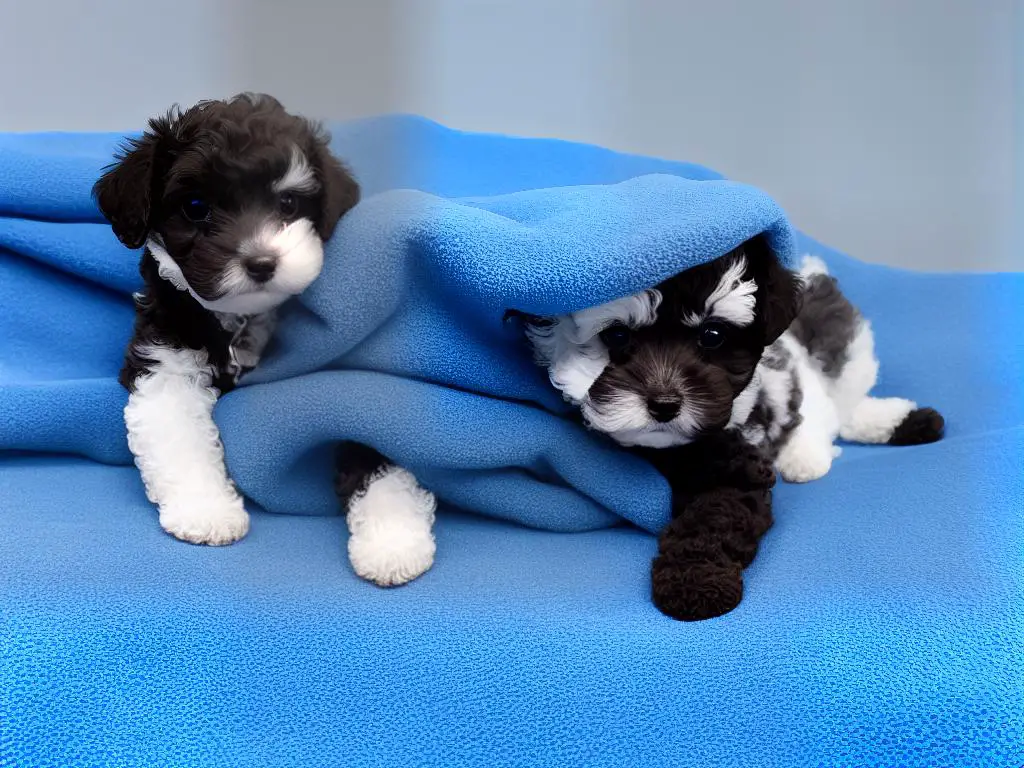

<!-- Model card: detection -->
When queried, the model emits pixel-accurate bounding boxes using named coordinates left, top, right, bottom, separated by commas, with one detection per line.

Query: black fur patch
left=334, top=442, right=393, bottom=505
left=639, top=430, right=776, bottom=621
left=889, top=407, right=945, bottom=446
left=788, top=273, right=860, bottom=377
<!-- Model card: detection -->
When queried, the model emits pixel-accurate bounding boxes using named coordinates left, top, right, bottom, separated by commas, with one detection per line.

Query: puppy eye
left=182, top=198, right=210, bottom=223
left=600, top=323, right=632, bottom=350
left=278, top=192, right=299, bottom=218
left=699, top=322, right=728, bottom=350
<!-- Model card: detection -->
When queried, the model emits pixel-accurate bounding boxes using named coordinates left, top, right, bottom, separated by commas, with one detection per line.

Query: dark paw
left=889, top=407, right=945, bottom=446
left=651, top=556, right=743, bottom=621
left=664, top=489, right=774, bottom=566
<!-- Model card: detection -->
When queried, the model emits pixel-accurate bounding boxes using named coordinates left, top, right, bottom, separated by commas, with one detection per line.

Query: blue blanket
left=2, top=117, right=1023, bottom=768
left=0, top=115, right=797, bottom=534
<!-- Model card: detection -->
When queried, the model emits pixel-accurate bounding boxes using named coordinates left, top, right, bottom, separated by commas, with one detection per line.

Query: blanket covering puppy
left=216, top=167, right=799, bottom=540
left=211, top=127, right=798, bottom=586
left=520, top=237, right=944, bottom=618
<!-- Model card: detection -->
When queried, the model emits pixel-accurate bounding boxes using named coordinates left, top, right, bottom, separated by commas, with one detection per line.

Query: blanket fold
left=0, top=116, right=796, bottom=534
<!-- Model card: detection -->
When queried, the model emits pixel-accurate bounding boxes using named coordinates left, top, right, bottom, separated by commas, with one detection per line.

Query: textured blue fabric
left=216, top=129, right=797, bottom=533
left=0, top=116, right=797, bottom=535
left=2, top=118, right=1023, bottom=767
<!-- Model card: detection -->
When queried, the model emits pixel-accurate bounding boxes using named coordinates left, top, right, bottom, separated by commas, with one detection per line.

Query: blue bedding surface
left=1, top=116, right=1023, bottom=767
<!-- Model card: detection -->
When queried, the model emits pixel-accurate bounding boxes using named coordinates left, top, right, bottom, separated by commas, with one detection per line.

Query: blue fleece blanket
left=2, top=117, right=1023, bottom=768
left=0, top=115, right=797, bottom=535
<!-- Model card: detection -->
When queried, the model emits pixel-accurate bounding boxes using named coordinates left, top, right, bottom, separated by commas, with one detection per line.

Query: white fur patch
left=527, top=289, right=661, bottom=404
left=569, top=289, right=662, bottom=340
left=581, top=391, right=650, bottom=434
left=237, top=217, right=324, bottom=296
left=148, top=239, right=193, bottom=294
left=548, top=344, right=610, bottom=405
left=826, top=319, right=880, bottom=425
left=125, top=344, right=249, bottom=545
left=769, top=320, right=910, bottom=483
left=272, top=145, right=320, bottom=194
left=728, top=370, right=762, bottom=429
left=581, top=387, right=705, bottom=448
left=148, top=215, right=323, bottom=316
left=683, top=256, right=758, bottom=327
left=775, top=338, right=841, bottom=483
left=799, top=254, right=830, bottom=278
left=839, top=397, right=916, bottom=444
left=346, top=465, right=437, bottom=587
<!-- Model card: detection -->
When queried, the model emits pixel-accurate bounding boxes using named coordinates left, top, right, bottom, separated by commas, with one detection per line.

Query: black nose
left=244, top=255, right=277, bottom=283
left=647, top=396, right=681, bottom=423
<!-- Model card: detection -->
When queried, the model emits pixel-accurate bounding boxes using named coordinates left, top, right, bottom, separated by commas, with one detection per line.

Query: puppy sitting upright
left=522, top=236, right=943, bottom=619
left=93, top=94, right=359, bottom=547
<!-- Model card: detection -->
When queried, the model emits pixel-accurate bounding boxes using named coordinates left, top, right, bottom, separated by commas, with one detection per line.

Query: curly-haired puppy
left=521, top=236, right=943, bottom=619
left=94, top=94, right=437, bottom=588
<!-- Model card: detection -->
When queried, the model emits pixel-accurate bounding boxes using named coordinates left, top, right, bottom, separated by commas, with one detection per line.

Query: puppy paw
left=159, top=496, right=250, bottom=546
left=347, top=467, right=437, bottom=587
left=776, top=437, right=833, bottom=484
left=651, top=556, right=743, bottom=621
left=888, top=407, right=945, bottom=446
left=349, top=526, right=436, bottom=587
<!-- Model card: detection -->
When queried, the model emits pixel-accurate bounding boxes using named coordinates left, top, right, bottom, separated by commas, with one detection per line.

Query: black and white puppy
left=524, top=237, right=944, bottom=479
left=520, top=237, right=943, bottom=620
left=94, top=94, right=437, bottom=587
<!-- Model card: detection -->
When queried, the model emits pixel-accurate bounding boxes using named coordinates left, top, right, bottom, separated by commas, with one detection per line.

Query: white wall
left=1, top=0, right=1017, bottom=271
left=0, top=0, right=403, bottom=131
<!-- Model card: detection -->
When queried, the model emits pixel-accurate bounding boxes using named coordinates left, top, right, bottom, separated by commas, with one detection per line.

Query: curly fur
left=638, top=431, right=776, bottom=620
left=519, top=237, right=945, bottom=621
left=92, top=95, right=435, bottom=588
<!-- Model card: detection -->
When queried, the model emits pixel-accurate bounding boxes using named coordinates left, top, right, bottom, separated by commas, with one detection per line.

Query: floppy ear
left=748, top=236, right=802, bottom=345
left=92, top=115, right=175, bottom=249
left=310, top=129, right=361, bottom=240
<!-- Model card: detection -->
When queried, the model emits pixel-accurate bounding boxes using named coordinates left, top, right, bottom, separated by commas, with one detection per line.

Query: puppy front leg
left=124, top=345, right=249, bottom=545
left=651, top=487, right=774, bottom=621
left=645, top=437, right=776, bottom=621
left=335, top=442, right=437, bottom=587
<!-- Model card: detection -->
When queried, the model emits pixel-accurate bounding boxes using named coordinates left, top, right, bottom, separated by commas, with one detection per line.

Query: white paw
left=347, top=467, right=437, bottom=587
left=159, top=496, right=250, bottom=546
left=776, top=439, right=834, bottom=484
left=349, top=525, right=436, bottom=587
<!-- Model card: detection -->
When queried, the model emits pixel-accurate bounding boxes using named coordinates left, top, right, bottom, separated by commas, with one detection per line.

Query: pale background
left=0, top=0, right=1018, bottom=271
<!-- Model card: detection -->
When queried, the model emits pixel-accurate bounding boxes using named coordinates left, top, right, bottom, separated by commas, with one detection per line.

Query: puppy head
left=525, top=237, right=801, bottom=448
left=93, top=93, right=360, bottom=315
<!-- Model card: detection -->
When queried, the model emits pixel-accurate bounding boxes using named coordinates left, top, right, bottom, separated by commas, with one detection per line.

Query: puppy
left=521, top=236, right=943, bottom=618
left=94, top=94, right=437, bottom=587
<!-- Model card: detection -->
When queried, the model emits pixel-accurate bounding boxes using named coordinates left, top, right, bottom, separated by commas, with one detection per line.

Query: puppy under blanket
left=0, top=115, right=794, bottom=536
left=217, top=122, right=797, bottom=535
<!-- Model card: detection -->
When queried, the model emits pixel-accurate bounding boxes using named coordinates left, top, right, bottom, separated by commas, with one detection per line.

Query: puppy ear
left=310, top=128, right=360, bottom=240
left=748, top=237, right=802, bottom=345
left=93, top=115, right=175, bottom=249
